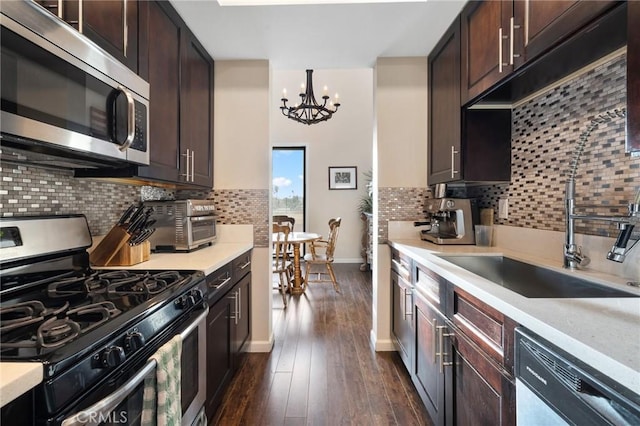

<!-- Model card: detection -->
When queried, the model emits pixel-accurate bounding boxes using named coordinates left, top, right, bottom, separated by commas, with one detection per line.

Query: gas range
left=0, top=215, right=207, bottom=425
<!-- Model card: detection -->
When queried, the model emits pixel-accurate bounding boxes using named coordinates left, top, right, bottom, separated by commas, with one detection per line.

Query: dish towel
left=141, top=335, right=182, bottom=426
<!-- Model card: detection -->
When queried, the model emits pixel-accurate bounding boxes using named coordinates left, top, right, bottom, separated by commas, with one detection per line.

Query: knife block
left=90, top=226, right=131, bottom=266
left=105, top=240, right=151, bottom=266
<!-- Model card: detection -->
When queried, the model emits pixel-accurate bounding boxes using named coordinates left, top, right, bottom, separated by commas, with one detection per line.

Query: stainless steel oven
left=0, top=1, right=149, bottom=168
left=0, top=216, right=209, bottom=426
left=60, top=308, right=208, bottom=426
left=145, top=200, right=217, bottom=252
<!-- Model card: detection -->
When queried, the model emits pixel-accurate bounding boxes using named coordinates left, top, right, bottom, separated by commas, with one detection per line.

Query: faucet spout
left=607, top=200, right=640, bottom=262
left=563, top=107, right=630, bottom=269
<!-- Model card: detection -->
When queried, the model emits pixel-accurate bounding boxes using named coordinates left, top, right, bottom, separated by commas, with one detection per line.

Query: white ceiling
left=169, top=0, right=466, bottom=70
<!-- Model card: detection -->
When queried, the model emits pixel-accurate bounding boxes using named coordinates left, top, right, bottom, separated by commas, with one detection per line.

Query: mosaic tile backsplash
left=0, top=163, right=268, bottom=246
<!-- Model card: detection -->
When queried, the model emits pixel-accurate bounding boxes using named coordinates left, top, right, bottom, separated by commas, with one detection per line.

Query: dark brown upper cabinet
left=180, top=34, right=215, bottom=187
left=138, top=1, right=214, bottom=188
left=514, top=0, right=618, bottom=66
left=428, top=16, right=511, bottom=185
left=461, top=1, right=515, bottom=105
left=36, top=0, right=141, bottom=73
left=462, top=0, right=623, bottom=106
left=428, top=17, right=462, bottom=184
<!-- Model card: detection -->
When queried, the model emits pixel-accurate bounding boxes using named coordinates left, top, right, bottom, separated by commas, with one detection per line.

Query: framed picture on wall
left=328, top=166, right=357, bottom=190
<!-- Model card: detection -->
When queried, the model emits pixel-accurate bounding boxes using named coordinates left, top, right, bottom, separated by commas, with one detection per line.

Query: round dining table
left=272, top=231, right=321, bottom=295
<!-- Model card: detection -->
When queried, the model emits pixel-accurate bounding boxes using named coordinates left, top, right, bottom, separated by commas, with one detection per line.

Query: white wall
left=271, top=69, right=374, bottom=262
left=215, top=60, right=273, bottom=351
left=372, top=57, right=429, bottom=350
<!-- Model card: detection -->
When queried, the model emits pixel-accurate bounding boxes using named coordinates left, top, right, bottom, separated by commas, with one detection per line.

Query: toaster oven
left=145, top=200, right=217, bottom=252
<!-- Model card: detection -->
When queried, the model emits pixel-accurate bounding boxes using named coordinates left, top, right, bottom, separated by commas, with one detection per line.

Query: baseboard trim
left=370, top=329, right=395, bottom=352
left=244, top=336, right=274, bottom=353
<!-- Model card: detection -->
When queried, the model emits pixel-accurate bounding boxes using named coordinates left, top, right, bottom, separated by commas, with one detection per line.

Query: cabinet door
left=180, top=33, right=214, bottom=187
left=206, top=296, right=233, bottom=420
left=232, top=273, right=251, bottom=357
left=391, top=270, right=413, bottom=370
left=82, top=0, right=139, bottom=72
left=414, top=289, right=446, bottom=426
left=515, top=0, right=618, bottom=64
left=36, top=1, right=139, bottom=72
left=428, top=16, right=461, bottom=185
left=450, top=330, right=516, bottom=426
left=140, top=1, right=182, bottom=183
left=628, top=1, right=640, bottom=154
left=461, top=0, right=513, bottom=105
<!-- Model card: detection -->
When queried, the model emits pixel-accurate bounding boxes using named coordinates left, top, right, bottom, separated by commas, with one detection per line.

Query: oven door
left=188, top=216, right=216, bottom=248
left=59, top=307, right=207, bottom=426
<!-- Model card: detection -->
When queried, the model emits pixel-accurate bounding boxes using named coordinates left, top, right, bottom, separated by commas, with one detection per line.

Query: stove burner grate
left=0, top=301, right=69, bottom=333
left=0, top=301, right=122, bottom=350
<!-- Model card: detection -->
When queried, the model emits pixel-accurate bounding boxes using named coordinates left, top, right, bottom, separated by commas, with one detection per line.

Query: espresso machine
left=417, top=184, right=479, bottom=244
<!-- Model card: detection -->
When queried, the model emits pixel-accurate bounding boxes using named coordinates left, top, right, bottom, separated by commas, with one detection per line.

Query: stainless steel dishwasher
left=515, top=327, right=640, bottom=425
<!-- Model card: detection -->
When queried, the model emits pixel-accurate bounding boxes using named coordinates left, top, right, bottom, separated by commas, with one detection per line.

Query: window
left=272, top=147, right=305, bottom=231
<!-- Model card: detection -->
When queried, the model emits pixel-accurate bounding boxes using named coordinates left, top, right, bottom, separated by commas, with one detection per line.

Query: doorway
left=272, top=147, right=305, bottom=232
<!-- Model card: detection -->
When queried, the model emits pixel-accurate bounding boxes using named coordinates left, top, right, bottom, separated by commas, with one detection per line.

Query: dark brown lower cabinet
left=450, top=329, right=516, bottom=426
left=206, top=251, right=252, bottom=419
left=401, top=254, right=516, bottom=426
left=205, top=293, right=233, bottom=420
left=414, top=288, right=446, bottom=425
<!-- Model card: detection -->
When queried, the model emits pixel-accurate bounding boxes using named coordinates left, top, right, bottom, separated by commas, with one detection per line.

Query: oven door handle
left=61, top=307, right=208, bottom=426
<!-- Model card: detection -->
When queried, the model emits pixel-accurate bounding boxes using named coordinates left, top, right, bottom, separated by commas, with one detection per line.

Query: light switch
left=498, top=198, right=509, bottom=219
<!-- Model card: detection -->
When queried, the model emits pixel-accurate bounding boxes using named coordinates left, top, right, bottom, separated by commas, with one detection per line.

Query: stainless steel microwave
left=0, top=1, right=149, bottom=168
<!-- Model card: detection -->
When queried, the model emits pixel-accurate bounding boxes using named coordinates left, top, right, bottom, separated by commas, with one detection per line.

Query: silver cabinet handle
left=182, top=149, right=191, bottom=181
left=498, top=27, right=503, bottom=73
left=450, top=145, right=459, bottom=179
left=498, top=26, right=509, bottom=72
left=191, top=149, right=195, bottom=181
left=437, top=325, right=454, bottom=373
left=238, top=287, right=242, bottom=321
left=78, top=0, right=83, bottom=33
left=123, top=0, right=128, bottom=56
left=432, top=318, right=438, bottom=363
left=57, top=0, right=63, bottom=18
left=238, top=260, right=251, bottom=270
left=229, top=291, right=239, bottom=325
left=403, top=288, right=413, bottom=320
left=509, top=17, right=520, bottom=65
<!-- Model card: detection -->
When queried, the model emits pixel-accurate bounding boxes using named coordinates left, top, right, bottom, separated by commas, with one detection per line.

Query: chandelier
left=280, top=69, right=340, bottom=125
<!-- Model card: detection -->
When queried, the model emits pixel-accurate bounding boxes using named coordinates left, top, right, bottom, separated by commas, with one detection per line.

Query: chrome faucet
left=564, top=108, right=640, bottom=269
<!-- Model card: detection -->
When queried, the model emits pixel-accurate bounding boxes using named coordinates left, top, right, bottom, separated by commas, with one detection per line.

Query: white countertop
left=388, top=238, right=640, bottom=396
left=0, top=363, right=42, bottom=407
left=0, top=238, right=253, bottom=408
left=95, top=241, right=254, bottom=276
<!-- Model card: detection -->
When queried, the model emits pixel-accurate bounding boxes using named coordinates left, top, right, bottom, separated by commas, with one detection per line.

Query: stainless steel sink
left=438, top=255, right=639, bottom=298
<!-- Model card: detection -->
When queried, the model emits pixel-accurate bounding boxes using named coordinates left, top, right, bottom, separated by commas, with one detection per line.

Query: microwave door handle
left=60, top=307, right=208, bottom=426
left=116, top=86, right=136, bottom=152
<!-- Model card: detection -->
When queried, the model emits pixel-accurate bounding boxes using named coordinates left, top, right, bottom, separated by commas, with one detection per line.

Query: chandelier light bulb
left=323, top=85, right=328, bottom=96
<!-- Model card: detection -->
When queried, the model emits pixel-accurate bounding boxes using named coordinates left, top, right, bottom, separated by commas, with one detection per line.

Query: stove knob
left=175, top=294, right=196, bottom=309
left=100, top=346, right=126, bottom=368
left=124, top=331, right=145, bottom=353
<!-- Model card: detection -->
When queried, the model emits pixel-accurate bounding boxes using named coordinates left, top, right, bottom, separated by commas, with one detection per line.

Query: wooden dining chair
left=273, top=215, right=295, bottom=231
left=273, top=223, right=293, bottom=307
left=273, top=215, right=296, bottom=257
left=303, top=217, right=341, bottom=292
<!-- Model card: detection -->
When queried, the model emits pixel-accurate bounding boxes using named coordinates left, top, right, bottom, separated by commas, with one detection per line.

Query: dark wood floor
left=211, top=264, right=432, bottom=426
